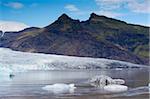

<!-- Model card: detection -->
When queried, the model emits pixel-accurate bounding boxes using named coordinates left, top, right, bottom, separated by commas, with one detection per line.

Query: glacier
left=0, top=48, right=147, bottom=75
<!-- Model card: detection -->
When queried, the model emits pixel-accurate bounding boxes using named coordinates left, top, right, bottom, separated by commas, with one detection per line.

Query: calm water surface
left=0, top=68, right=149, bottom=99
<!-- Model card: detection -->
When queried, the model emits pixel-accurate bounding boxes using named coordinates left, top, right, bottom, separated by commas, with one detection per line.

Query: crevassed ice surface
left=0, top=48, right=146, bottom=74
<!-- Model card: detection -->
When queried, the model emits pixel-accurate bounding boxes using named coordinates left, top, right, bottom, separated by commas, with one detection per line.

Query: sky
left=0, top=0, right=150, bottom=27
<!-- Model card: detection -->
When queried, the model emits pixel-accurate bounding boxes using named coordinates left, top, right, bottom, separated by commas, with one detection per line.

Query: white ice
left=104, top=84, right=128, bottom=93
left=89, top=75, right=125, bottom=87
left=42, top=83, right=76, bottom=94
left=0, top=48, right=145, bottom=75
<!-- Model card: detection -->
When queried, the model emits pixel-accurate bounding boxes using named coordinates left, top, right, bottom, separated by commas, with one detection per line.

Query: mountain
left=0, top=21, right=29, bottom=32
left=0, top=13, right=149, bottom=65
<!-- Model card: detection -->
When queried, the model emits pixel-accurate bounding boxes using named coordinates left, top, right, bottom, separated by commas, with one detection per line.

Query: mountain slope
left=0, top=13, right=149, bottom=65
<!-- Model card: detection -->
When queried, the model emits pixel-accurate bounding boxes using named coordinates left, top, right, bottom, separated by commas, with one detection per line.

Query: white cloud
left=0, top=20, right=29, bottom=32
left=65, top=4, right=79, bottom=12
left=95, top=0, right=127, bottom=10
left=5, top=2, right=24, bottom=9
left=95, top=0, right=150, bottom=14
left=128, top=0, right=150, bottom=13
left=96, top=0, right=125, bottom=2
left=94, top=10, right=124, bottom=18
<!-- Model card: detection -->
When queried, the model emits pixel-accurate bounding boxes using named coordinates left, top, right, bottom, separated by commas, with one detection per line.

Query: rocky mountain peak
left=89, top=13, right=106, bottom=20
left=57, top=13, right=73, bottom=22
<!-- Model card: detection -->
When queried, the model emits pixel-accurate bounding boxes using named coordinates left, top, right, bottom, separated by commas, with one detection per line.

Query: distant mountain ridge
left=0, top=13, right=149, bottom=65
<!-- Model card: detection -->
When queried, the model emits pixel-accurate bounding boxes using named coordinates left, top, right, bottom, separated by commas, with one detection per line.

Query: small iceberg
left=89, top=75, right=128, bottom=93
left=113, top=79, right=125, bottom=85
left=89, top=75, right=113, bottom=87
left=42, top=83, right=76, bottom=94
left=89, top=75, right=125, bottom=87
left=104, top=84, right=128, bottom=93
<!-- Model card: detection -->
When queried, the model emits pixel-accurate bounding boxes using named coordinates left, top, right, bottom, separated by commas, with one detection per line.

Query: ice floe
left=104, top=84, right=128, bottom=93
left=89, top=75, right=125, bottom=87
left=42, top=83, right=76, bottom=94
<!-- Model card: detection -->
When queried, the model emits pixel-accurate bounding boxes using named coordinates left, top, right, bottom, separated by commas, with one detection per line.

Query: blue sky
left=0, top=0, right=150, bottom=27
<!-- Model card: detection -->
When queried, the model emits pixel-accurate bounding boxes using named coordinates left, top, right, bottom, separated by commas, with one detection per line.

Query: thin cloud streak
left=95, top=0, right=150, bottom=14
left=94, top=10, right=124, bottom=18
left=5, top=2, right=24, bottom=9
left=65, top=4, right=79, bottom=12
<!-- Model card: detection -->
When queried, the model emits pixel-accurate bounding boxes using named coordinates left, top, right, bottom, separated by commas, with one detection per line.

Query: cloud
left=95, top=0, right=127, bottom=10
left=65, top=4, right=79, bottom=12
left=94, top=0, right=127, bottom=18
left=128, top=0, right=150, bottom=13
left=94, top=10, right=124, bottom=18
left=0, top=20, right=29, bottom=32
left=95, top=0, right=133, bottom=4
left=5, top=2, right=24, bottom=9
left=95, top=0, right=150, bottom=14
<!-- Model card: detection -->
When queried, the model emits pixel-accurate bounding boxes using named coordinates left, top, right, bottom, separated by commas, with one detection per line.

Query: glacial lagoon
left=0, top=68, right=149, bottom=99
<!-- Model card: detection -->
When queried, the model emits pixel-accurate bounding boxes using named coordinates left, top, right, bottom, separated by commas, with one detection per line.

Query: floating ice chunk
left=104, top=84, right=128, bottom=93
left=89, top=75, right=125, bottom=87
left=115, top=68, right=123, bottom=71
left=42, top=83, right=76, bottom=94
left=90, top=75, right=113, bottom=87
left=90, top=75, right=128, bottom=92
left=113, top=79, right=125, bottom=85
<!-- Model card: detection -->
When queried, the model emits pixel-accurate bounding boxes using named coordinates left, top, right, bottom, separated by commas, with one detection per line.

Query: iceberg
left=104, top=84, right=128, bottom=93
left=89, top=75, right=125, bottom=87
left=113, top=79, right=125, bottom=85
left=90, top=75, right=113, bottom=87
left=42, top=83, right=76, bottom=94
left=89, top=75, right=128, bottom=92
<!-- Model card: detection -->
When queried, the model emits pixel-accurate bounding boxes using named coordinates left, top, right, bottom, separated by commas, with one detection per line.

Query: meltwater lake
left=0, top=68, right=149, bottom=99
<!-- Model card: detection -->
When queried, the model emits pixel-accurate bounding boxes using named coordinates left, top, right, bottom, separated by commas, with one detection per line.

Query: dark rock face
left=0, top=31, right=3, bottom=37
left=0, top=13, right=149, bottom=65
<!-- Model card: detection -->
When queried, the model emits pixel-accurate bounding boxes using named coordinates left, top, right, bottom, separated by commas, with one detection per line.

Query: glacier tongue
left=0, top=48, right=145, bottom=74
